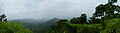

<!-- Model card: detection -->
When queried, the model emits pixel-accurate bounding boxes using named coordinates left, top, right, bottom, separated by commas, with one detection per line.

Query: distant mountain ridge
left=13, top=18, right=59, bottom=33
left=37, top=18, right=60, bottom=33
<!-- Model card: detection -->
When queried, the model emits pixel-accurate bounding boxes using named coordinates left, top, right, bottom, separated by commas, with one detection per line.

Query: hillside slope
left=49, top=18, right=120, bottom=33
left=14, top=18, right=59, bottom=33
left=0, top=21, right=32, bottom=33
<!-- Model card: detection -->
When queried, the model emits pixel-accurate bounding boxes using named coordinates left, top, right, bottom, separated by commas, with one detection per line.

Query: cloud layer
left=0, top=0, right=119, bottom=20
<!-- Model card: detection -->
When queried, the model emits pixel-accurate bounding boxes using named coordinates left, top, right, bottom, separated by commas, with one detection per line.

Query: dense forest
left=0, top=14, right=32, bottom=33
left=0, top=0, right=120, bottom=33
left=49, top=0, right=120, bottom=33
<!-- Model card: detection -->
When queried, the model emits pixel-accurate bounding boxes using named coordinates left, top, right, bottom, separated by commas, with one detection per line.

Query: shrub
left=0, top=21, right=32, bottom=33
left=103, top=18, right=120, bottom=33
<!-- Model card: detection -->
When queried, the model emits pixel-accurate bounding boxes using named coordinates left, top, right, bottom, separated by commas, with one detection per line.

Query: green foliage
left=108, top=0, right=117, bottom=3
left=49, top=22, right=74, bottom=33
left=0, top=14, right=7, bottom=21
left=113, top=13, right=120, bottom=18
left=94, top=0, right=120, bottom=20
left=68, top=22, right=102, bottom=33
left=49, top=0, right=120, bottom=33
left=80, top=14, right=87, bottom=23
left=49, top=18, right=120, bottom=33
left=49, top=19, right=102, bottom=33
left=0, top=21, right=32, bottom=33
left=89, top=17, right=102, bottom=23
left=70, top=18, right=80, bottom=24
left=103, top=18, right=120, bottom=33
left=70, top=13, right=87, bottom=24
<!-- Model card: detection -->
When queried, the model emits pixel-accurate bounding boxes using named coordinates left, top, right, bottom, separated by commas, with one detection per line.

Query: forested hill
left=14, top=18, right=59, bottom=33
left=49, top=0, right=120, bottom=33
left=49, top=18, right=120, bottom=33
left=0, top=0, right=120, bottom=33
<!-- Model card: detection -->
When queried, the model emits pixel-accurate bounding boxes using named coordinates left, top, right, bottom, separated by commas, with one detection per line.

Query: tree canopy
left=49, top=0, right=120, bottom=33
left=70, top=13, right=87, bottom=24
left=0, top=21, right=32, bottom=33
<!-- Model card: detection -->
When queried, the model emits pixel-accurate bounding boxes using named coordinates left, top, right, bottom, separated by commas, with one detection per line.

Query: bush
left=0, top=21, right=32, bottom=33
left=103, top=18, right=120, bottom=33
left=75, top=24, right=101, bottom=33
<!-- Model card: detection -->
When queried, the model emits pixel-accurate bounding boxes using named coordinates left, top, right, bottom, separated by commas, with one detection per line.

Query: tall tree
left=79, top=13, right=87, bottom=23
left=70, top=13, right=87, bottom=24
left=0, top=14, right=7, bottom=22
left=95, top=0, right=120, bottom=20
left=89, top=0, right=120, bottom=24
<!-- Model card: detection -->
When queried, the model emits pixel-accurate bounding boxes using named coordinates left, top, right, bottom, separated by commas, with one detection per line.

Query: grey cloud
left=0, top=0, right=119, bottom=20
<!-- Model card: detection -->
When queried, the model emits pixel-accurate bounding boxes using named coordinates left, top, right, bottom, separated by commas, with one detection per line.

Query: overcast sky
left=0, top=0, right=120, bottom=20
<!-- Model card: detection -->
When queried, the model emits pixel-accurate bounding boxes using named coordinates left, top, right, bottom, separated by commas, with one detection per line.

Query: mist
left=0, top=0, right=120, bottom=20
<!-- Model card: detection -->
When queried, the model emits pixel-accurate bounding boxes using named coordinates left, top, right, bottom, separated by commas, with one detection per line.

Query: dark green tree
left=0, top=14, right=7, bottom=22
left=108, top=0, right=117, bottom=3
left=49, top=19, right=75, bottom=33
left=89, top=13, right=102, bottom=23
left=70, top=17, right=80, bottom=24
left=94, top=0, right=120, bottom=21
left=70, top=13, right=87, bottom=24
left=79, top=13, right=87, bottom=24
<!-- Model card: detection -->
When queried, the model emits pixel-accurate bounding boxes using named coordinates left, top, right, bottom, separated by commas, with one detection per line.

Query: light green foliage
left=49, top=18, right=120, bottom=33
left=49, top=0, right=120, bottom=33
left=49, top=19, right=75, bottom=33
left=69, top=22, right=102, bottom=33
left=103, top=18, right=120, bottom=33
left=0, top=21, right=32, bottom=33
left=49, top=21, right=102, bottom=33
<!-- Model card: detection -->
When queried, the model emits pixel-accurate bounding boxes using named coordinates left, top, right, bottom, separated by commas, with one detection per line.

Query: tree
left=70, top=17, right=80, bottom=24
left=79, top=13, right=87, bottom=24
left=0, top=21, right=32, bottom=33
left=0, top=14, right=7, bottom=22
left=94, top=0, right=120, bottom=21
left=89, top=13, right=102, bottom=23
left=70, top=13, right=87, bottom=24
left=108, top=0, right=117, bottom=3
left=49, top=19, right=74, bottom=33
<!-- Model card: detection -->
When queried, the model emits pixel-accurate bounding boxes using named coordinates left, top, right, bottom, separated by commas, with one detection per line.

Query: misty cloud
left=0, top=0, right=120, bottom=20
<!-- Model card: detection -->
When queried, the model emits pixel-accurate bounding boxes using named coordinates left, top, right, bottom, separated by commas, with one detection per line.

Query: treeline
left=49, top=0, right=120, bottom=33
left=0, top=11, right=32, bottom=33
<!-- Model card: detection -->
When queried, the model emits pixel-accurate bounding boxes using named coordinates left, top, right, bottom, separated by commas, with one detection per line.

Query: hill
left=37, top=18, right=59, bottom=33
left=49, top=18, right=120, bottom=33
left=14, top=18, right=59, bottom=33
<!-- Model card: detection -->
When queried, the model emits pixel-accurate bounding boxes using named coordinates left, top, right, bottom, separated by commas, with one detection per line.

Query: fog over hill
left=14, top=18, right=59, bottom=33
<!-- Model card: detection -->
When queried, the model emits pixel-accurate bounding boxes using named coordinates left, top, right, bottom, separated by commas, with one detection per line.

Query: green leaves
left=108, top=0, right=117, bottom=3
left=70, top=13, right=87, bottom=24
left=0, top=21, right=32, bottom=33
left=49, top=0, right=120, bottom=33
left=0, top=14, right=7, bottom=22
left=103, top=18, right=120, bottom=33
left=95, top=0, right=120, bottom=19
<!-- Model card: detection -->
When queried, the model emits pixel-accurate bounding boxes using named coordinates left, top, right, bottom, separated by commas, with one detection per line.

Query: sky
left=0, top=0, right=120, bottom=20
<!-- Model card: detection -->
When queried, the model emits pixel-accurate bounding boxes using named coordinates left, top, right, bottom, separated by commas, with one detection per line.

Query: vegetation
left=0, top=21, right=32, bottom=33
left=103, top=18, right=120, bottom=33
left=49, top=0, right=120, bottom=33
left=0, top=14, right=7, bottom=21
left=70, top=13, right=87, bottom=24
left=0, top=0, right=120, bottom=33
left=0, top=12, right=32, bottom=33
